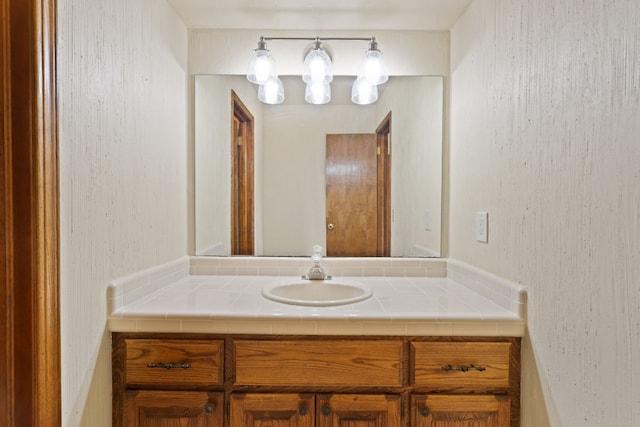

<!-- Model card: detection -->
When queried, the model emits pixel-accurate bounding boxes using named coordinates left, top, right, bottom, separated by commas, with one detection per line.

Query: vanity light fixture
left=258, top=76, right=285, bottom=104
left=305, top=80, right=332, bottom=105
left=246, top=36, right=388, bottom=105
left=351, top=75, right=378, bottom=105
left=302, top=38, right=333, bottom=84
left=359, top=38, right=389, bottom=85
left=246, top=36, right=277, bottom=85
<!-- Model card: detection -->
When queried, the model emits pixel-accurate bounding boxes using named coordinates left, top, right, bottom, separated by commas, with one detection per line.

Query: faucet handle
left=311, top=245, right=323, bottom=262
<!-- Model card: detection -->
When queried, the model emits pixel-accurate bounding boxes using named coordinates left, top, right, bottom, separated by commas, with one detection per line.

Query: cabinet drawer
left=411, top=342, right=511, bottom=390
left=234, top=340, right=403, bottom=387
left=125, top=339, right=223, bottom=387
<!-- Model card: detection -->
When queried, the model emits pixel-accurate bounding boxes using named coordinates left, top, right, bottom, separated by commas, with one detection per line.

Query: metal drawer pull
left=146, top=362, right=191, bottom=370
left=441, top=364, right=486, bottom=372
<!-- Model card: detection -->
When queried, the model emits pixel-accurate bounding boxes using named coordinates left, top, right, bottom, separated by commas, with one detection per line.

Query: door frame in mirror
left=230, top=90, right=255, bottom=255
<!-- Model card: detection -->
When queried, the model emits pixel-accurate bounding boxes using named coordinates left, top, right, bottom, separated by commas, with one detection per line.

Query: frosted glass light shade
left=359, top=48, right=388, bottom=85
left=258, top=77, right=284, bottom=104
left=247, top=49, right=277, bottom=84
left=305, top=81, right=331, bottom=105
left=302, top=48, right=333, bottom=84
left=351, top=76, right=378, bottom=105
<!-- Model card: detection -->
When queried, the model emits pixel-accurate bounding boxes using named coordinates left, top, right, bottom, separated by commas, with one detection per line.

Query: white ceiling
left=167, top=0, right=472, bottom=31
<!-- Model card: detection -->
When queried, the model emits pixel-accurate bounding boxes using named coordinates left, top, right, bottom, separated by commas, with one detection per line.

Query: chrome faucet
left=304, top=245, right=331, bottom=280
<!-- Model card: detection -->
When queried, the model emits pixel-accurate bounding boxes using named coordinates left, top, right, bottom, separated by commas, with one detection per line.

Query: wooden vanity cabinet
left=112, top=334, right=520, bottom=427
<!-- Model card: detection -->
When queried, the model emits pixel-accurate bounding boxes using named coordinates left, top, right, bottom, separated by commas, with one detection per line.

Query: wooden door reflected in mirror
left=231, top=91, right=254, bottom=255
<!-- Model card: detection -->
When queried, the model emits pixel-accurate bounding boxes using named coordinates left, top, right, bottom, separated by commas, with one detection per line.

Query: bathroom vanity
left=112, top=333, right=520, bottom=427
left=109, top=257, right=526, bottom=427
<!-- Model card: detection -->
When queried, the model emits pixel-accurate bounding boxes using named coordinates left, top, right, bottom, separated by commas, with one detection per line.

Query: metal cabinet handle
left=146, top=362, right=191, bottom=370
left=321, top=404, right=333, bottom=416
left=298, top=404, right=309, bottom=416
left=419, top=405, right=430, bottom=417
left=327, top=223, right=334, bottom=230
left=441, top=364, right=486, bottom=372
left=203, top=402, right=216, bottom=415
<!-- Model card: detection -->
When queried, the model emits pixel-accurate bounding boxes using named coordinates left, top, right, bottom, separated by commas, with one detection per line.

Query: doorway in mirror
left=231, top=91, right=255, bottom=255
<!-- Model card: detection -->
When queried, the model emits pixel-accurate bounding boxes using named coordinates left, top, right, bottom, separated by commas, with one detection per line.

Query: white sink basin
left=262, top=279, right=373, bottom=307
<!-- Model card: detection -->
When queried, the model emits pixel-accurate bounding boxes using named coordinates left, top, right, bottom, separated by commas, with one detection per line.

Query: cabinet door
left=411, top=395, right=510, bottom=427
left=317, top=394, right=401, bottom=427
left=124, top=390, right=223, bottom=427
left=230, top=393, right=314, bottom=427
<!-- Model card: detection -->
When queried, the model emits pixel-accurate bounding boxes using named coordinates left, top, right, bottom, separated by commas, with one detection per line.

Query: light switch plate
left=476, top=212, right=488, bottom=243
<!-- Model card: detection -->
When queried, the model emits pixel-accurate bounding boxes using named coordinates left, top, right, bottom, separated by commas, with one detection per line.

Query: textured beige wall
left=450, top=1, right=640, bottom=426
left=57, top=0, right=188, bottom=425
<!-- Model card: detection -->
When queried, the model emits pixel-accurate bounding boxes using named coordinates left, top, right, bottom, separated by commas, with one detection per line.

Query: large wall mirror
left=195, top=74, right=443, bottom=257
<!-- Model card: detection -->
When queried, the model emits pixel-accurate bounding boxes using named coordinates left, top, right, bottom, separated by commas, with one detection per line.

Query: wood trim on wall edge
left=1, top=0, right=61, bottom=425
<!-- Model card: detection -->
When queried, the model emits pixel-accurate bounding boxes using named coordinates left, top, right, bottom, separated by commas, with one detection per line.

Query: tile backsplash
left=189, top=256, right=448, bottom=278
left=446, top=259, right=527, bottom=319
left=108, top=256, right=190, bottom=313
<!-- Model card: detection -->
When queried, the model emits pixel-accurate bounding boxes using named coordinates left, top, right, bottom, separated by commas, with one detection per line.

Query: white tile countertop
left=108, top=258, right=526, bottom=337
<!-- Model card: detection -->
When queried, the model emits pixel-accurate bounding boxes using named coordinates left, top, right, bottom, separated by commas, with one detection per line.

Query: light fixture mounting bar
left=260, top=36, right=377, bottom=43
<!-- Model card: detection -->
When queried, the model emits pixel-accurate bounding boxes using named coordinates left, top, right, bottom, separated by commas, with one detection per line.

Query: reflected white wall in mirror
left=195, top=74, right=443, bottom=257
